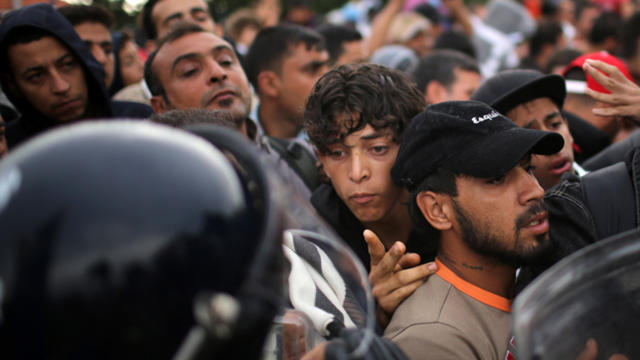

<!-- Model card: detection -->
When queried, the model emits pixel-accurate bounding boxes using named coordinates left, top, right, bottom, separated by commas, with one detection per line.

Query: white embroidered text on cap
left=471, top=110, right=500, bottom=124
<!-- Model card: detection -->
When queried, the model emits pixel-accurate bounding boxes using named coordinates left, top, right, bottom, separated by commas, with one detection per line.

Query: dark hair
left=144, top=23, right=206, bottom=97
left=588, top=11, right=621, bottom=45
left=619, top=11, right=640, bottom=59
left=150, top=109, right=238, bottom=129
left=244, top=24, right=325, bottom=91
left=413, top=3, right=441, bottom=26
left=408, top=167, right=458, bottom=239
left=224, top=8, right=262, bottom=41
left=434, top=30, right=476, bottom=59
left=529, top=21, right=564, bottom=57
left=58, top=4, right=114, bottom=29
left=141, top=0, right=161, bottom=40
left=1, top=27, right=57, bottom=82
left=317, top=24, right=363, bottom=65
left=411, top=49, right=479, bottom=94
left=118, top=30, right=133, bottom=52
left=304, top=63, right=425, bottom=154
left=544, top=47, right=583, bottom=73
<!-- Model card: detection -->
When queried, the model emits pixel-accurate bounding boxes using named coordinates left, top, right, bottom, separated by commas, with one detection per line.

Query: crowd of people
left=1, top=0, right=640, bottom=358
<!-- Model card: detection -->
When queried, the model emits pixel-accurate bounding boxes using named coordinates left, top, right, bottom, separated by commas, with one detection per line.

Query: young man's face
left=119, top=40, right=144, bottom=86
left=318, top=123, right=406, bottom=225
left=152, top=0, right=216, bottom=39
left=8, top=36, right=88, bottom=123
left=450, top=155, right=551, bottom=266
left=446, top=68, right=481, bottom=102
left=335, top=40, right=369, bottom=66
left=151, top=31, right=252, bottom=122
left=275, top=43, right=328, bottom=124
left=506, top=97, right=574, bottom=190
left=73, top=21, right=114, bottom=88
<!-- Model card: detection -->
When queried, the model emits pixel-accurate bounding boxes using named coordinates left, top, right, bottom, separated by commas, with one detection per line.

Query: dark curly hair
left=304, top=63, right=425, bottom=154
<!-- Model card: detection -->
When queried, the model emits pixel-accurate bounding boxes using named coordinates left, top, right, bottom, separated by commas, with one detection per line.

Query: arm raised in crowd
left=364, top=229, right=437, bottom=329
left=584, top=59, right=640, bottom=119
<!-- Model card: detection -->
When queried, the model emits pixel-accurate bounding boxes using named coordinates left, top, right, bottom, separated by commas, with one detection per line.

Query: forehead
left=8, top=35, right=71, bottom=69
left=507, top=97, right=558, bottom=124
left=73, top=22, right=111, bottom=40
left=283, top=42, right=327, bottom=63
left=155, top=32, right=231, bottom=68
left=152, top=0, right=209, bottom=24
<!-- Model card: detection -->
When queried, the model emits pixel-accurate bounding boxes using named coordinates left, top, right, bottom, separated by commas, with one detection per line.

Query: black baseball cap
left=470, top=69, right=566, bottom=114
left=391, top=100, right=564, bottom=190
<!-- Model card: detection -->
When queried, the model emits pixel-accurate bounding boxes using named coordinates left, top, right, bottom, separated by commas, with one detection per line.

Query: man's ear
left=145, top=40, right=157, bottom=55
left=316, top=151, right=331, bottom=180
left=416, top=191, right=453, bottom=231
left=214, top=23, right=224, bottom=37
left=256, top=71, right=280, bottom=98
left=150, top=95, right=170, bottom=114
left=2, top=74, right=22, bottom=100
left=425, top=81, right=447, bottom=105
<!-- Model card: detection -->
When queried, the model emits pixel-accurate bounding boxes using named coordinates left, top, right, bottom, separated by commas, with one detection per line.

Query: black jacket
left=517, top=148, right=640, bottom=290
left=311, top=183, right=436, bottom=272
left=0, top=4, right=152, bottom=149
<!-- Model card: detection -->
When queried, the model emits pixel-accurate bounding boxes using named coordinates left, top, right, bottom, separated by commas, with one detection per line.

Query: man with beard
left=384, top=100, right=563, bottom=359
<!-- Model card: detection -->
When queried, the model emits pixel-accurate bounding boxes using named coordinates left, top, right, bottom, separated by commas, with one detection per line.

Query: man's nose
left=518, top=168, right=545, bottom=204
left=348, top=153, right=369, bottom=183
left=206, top=59, right=228, bottom=83
left=50, top=70, right=70, bottom=94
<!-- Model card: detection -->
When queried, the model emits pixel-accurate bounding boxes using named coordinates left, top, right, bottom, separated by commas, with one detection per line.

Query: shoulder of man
left=264, top=135, right=320, bottom=191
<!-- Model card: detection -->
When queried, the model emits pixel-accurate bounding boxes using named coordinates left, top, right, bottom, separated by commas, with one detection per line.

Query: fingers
left=576, top=338, right=598, bottom=360
left=397, top=253, right=422, bottom=270
left=371, top=262, right=436, bottom=301
left=369, top=241, right=407, bottom=283
left=364, top=229, right=387, bottom=267
left=375, top=278, right=425, bottom=314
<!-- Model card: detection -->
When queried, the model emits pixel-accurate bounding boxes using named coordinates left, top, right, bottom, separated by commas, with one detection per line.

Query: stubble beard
left=452, top=199, right=552, bottom=268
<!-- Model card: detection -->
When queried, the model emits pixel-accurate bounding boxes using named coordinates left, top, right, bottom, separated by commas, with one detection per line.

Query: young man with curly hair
left=304, top=63, right=437, bottom=327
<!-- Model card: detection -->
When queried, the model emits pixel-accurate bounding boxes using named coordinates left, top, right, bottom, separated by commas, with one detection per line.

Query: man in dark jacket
left=304, top=63, right=437, bottom=327
left=0, top=4, right=152, bottom=149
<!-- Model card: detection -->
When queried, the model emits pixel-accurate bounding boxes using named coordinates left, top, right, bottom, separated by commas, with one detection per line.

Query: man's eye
left=486, top=175, right=506, bottom=185
left=218, top=56, right=234, bottom=66
left=550, top=121, right=562, bottom=129
left=26, top=72, right=43, bottom=82
left=370, top=145, right=388, bottom=155
left=179, top=67, right=199, bottom=78
left=328, top=149, right=345, bottom=159
left=102, top=45, right=113, bottom=56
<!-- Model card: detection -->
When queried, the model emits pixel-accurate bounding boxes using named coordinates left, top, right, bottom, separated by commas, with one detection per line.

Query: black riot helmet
left=0, top=121, right=284, bottom=359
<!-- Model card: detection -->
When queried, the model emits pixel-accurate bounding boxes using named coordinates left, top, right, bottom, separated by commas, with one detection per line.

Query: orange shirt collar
left=435, top=258, right=512, bottom=313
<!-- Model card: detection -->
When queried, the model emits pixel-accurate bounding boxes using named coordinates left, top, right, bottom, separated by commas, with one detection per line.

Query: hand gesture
left=364, top=229, right=437, bottom=328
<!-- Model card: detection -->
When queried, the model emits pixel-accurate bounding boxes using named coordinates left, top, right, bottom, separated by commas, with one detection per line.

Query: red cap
left=562, top=51, right=633, bottom=94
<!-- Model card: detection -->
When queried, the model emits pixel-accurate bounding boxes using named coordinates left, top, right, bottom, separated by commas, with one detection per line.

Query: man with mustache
left=145, top=23, right=316, bottom=198
left=384, top=100, right=563, bottom=359
left=145, top=24, right=253, bottom=135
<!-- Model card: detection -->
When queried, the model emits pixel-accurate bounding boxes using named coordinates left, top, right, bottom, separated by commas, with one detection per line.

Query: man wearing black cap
left=471, top=69, right=585, bottom=190
left=383, top=100, right=564, bottom=359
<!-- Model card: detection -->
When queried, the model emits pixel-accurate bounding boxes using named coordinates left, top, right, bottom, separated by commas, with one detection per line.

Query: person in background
left=411, top=49, right=481, bottom=105
left=0, top=4, right=152, bottom=149
left=317, top=24, right=369, bottom=67
left=59, top=4, right=116, bottom=89
left=110, top=31, right=144, bottom=97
